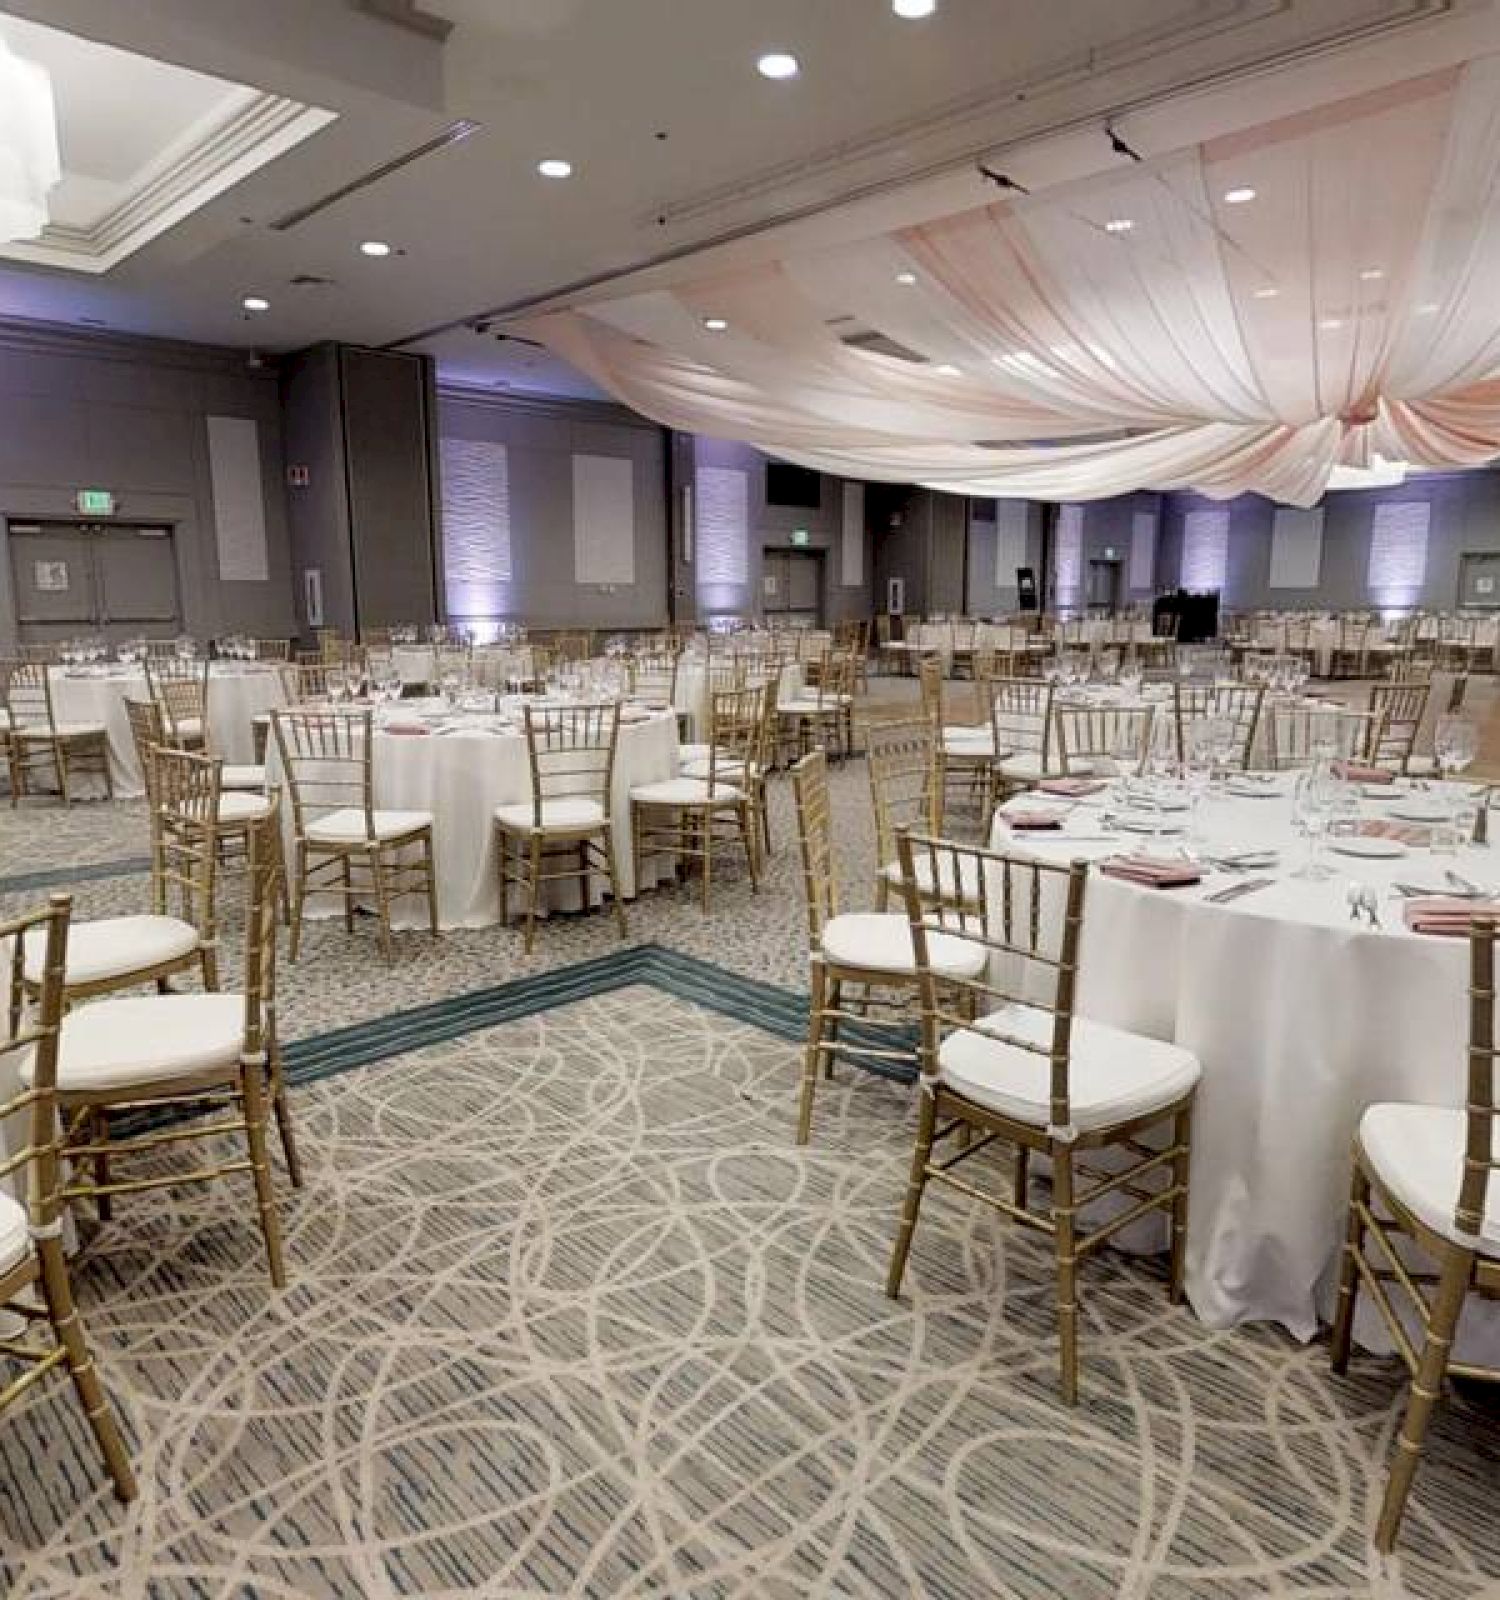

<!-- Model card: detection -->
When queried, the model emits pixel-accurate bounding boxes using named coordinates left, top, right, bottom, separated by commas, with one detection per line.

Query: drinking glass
left=1292, top=767, right=1336, bottom=880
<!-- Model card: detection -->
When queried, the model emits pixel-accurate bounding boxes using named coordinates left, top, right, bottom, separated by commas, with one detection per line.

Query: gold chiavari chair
left=1330, top=914, right=1500, bottom=1551
left=1367, top=681, right=1431, bottom=773
left=316, top=628, right=345, bottom=662
left=631, top=682, right=763, bottom=912
left=986, top=677, right=1058, bottom=802
left=0, top=895, right=136, bottom=1502
left=143, top=638, right=180, bottom=661
left=1054, top=704, right=1155, bottom=777
left=494, top=702, right=627, bottom=954
left=1173, top=683, right=1265, bottom=771
left=790, top=751, right=986, bottom=1145
left=251, top=638, right=291, bottom=662
left=144, top=655, right=209, bottom=751
left=1, top=659, right=112, bottom=807
left=37, top=810, right=300, bottom=1286
left=631, top=650, right=679, bottom=711
left=886, top=830, right=1201, bottom=1402
left=1329, top=616, right=1372, bottom=679
left=552, top=631, right=593, bottom=664
left=272, top=708, right=438, bottom=963
left=867, top=718, right=947, bottom=911
left=777, top=647, right=856, bottom=763
left=1265, top=704, right=1373, bottom=770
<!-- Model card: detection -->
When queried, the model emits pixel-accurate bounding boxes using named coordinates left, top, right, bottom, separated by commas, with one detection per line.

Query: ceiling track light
left=756, top=52, right=799, bottom=79
left=893, top=0, right=938, bottom=16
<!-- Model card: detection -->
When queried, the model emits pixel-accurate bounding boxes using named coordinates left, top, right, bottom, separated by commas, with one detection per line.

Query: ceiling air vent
left=289, top=273, right=336, bottom=287
left=268, top=120, right=481, bottom=231
left=839, top=329, right=929, bottom=364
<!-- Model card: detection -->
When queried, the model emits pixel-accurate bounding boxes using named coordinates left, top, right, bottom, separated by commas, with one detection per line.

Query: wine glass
left=1292, top=766, right=1336, bottom=880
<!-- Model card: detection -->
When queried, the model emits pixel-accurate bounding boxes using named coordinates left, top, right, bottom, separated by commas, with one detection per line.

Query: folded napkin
left=1005, top=810, right=1065, bottom=830
left=1358, top=819, right=1430, bottom=846
left=382, top=722, right=431, bottom=736
left=1100, top=855, right=1203, bottom=888
left=1404, top=897, right=1486, bottom=936
left=1333, top=760, right=1394, bottom=785
left=1038, top=777, right=1108, bottom=798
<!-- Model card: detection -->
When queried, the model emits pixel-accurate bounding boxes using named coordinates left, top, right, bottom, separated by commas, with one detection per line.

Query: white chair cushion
left=677, top=742, right=713, bottom=766
left=306, top=808, right=433, bottom=844
left=251, top=711, right=272, bottom=726
left=494, top=796, right=606, bottom=832
left=221, top=764, right=266, bottom=790
left=939, top=1002, right=1201, bottom=1132
left=0, top=1190, right=28, bottom=1276
left=943, top=727, right=996, bottom=759
left=25, top=994, right=246, bottom=1095
left=1360, top=1103, right=1500, bottom=1255
left=170, top=717, right=204, bottom=741
left=820, top=912, right=988, bottom=979
left=16, top=721, right=105, bottom=740
left=23, top=914, right=198, bottom=987
left=881, top=851, right=984, bottom=906
left=219, top=791, right=272, bottom=824
left=779, top=697, right=844, bottom=716
left=630, top=776, right=745, bottom=806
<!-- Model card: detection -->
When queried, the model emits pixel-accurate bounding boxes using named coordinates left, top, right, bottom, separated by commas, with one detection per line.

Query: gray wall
left=967, top=499, right=1044, bottom=615
left=689, top=437, right=874, bottom=627
left=0, top=318, right=294, bottom=652
left=1156, top=471, right=1500, bottom=611
left=437, top=389, right=670, bottom=632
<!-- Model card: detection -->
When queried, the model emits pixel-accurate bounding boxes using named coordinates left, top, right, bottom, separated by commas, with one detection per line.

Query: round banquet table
left=45, top=664, right=284, bottom=798
left=265, top=703, right=679, bottom=931
left=988, top=771, right=1494, bottom=1352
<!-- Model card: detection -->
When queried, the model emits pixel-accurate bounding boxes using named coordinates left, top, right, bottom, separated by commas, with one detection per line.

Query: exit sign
left=75, top=488, right=115, bottom=516
left=790, top=528, right=810, bottom=547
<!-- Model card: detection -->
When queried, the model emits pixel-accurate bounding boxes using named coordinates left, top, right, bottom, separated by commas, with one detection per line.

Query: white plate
left=1386, top=802, right=1453, bottom=824
left=1113, top=814, right=1186, bottom=835
left=1330, top=836, right=1408, bottom=859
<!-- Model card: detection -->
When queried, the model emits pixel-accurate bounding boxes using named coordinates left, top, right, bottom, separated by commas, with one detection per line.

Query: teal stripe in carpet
left=0, top=856, right=152, bottom=895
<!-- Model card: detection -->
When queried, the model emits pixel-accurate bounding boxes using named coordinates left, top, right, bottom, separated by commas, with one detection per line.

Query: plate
left=1386, top=802, right=1453, bottom=824
left=1226, top=779, right=1278, bottom=799
left=1330, top=836, right=1408, bottom=859
left=1113, top=813, right=1186, bottom=835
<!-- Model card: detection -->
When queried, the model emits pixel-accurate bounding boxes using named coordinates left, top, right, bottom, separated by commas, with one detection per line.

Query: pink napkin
left=1038, top=777, right=1108, bottom=797
left=1333, top=760, right=1393, bottom=784
left=1358, top=819, right=1430, bottom=846
left=1005, top=810, right=1064, bottom=830
left=1404, top=897, right=1485, bottom=936
left=1100, top=855, right=1203, bottom=888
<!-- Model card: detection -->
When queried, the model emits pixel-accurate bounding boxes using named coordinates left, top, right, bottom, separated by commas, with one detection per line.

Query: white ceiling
left=0, top=0, right=1495, bottom=395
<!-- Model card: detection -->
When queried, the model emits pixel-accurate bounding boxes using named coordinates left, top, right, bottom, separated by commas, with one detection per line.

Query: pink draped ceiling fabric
left=521, top=59, right=1500, bottom=507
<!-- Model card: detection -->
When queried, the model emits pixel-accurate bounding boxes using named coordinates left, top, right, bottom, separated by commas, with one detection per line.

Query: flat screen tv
left=766, top=461, right=822, bottom=509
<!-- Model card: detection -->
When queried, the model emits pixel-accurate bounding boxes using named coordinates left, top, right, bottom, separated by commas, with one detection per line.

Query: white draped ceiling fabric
left=522, top=59, right=1500, bottom=507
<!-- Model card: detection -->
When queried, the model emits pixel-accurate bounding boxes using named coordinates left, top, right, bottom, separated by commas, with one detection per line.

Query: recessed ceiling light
left=1318, top=317, right=1344, bottom=331
left=359, top=240, right=392, bottom=257
left=703, top=316, right=729, bottom=332
left=1359, top=267, right=1384, bottom=281
left=895, top=269, right=918, bottom=285
left=537, top=158, right=573, bottom=178
left=935, top=363, right=961, bottom=376
left=1103, top=218, right=1134, bottom=233
left=756, top=52, right=799, bottom=79
left=1252, top=286, right=1279, bottom=300
left=1224, top=187, right=1257, bottom=204
left=893, top=0, right=938, bottom=15
left=242, top=296, right=269, bottom=312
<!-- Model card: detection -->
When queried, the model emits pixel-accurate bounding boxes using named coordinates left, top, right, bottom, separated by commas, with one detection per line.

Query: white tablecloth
left=266, top=706, right=679, bottom=930
left=989, top=774, right=1489, bottom=1347
left=46, top=665, right=284, bottom=797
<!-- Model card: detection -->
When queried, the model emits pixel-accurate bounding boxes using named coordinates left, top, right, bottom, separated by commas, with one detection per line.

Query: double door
left=8, top=520, right=181, bottom=643
left=763, top=548, right=823, bottom=626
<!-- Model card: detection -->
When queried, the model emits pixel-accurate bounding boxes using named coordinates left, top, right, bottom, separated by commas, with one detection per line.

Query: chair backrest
left=552, top=631, right=592, bottom=664
left=790, top=749, right=838, bottom=946
left=631, top=651, right=678, bottom=706
left=989, top=677, right=1054, bottom=765
left=1054, top=704, right=1155, bottom=776
left=1459, top=917, right=1500, bottom=1240
left=1, top=660, right=54, bottom=731
left=152, top=746, right=222, bottom=956
left=1367, top=681, right=1431, bottom=769
left=706, top=682, right=765, bottom=784
left=280, top=662, right=333, bottom=704
left=252, top=638, right=291, bottom=662
left=124, top=697, right=167, bottom=806
left=895, top=830, right=1088, bottom=1130
left=519, top=701, right=620, bottom=825
left=917, top=656, right=945, bottom=731
left=1266, top=705, right=1371, bottom=769
left=152, top=672, right=210, bottom=747
left=1174, top=682, right=1264, bottom=769
left=272, top=708, right=376, bottom=841
left=240, top=808, right=280, bottom=1065
left=0, top=895, right=71, bottom=1249
left=867, top=718, right=941, bottom=869
left=705, top=656, right=746, bottom=695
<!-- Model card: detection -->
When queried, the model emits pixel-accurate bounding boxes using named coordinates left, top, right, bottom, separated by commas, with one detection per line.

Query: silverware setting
left=1206, top=877, right=1274, bottom=904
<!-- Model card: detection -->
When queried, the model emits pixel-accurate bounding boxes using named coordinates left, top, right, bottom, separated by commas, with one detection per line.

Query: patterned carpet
left=1, top=708, right=1499, bottom=1597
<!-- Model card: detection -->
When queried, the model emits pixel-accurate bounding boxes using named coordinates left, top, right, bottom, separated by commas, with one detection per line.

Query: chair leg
left=1375, top=1246, right=1474, bottom=1552
left=602, top=827, right=628, bottom=941
left=497, top=826, right=510, bottom=929
left=1330, top=1160, right=1370, bottom=1375
left=524, top=833, right=542, bottom=953
left=700, top=810, right=713, bottom=914
left=99, top=736, right=114, bottom=801
left=91, top=1108, right=112, bottom=1223
left=1168, top=1103, right=1193, bottom=1304
left=240, top=1063, right=287, bottom=1288
left=269, top=1045, right=303, bottom=1188
left=1012, top=1143, right=1030, bottom=1210
left=368, top=846, right=393, bottom=964
left=797, top=960, right=829, bottom=1145
left=886, top=1089, right=938, bottom=1299
left=1054, top=1142, right=1081, bottom=1405
left=34, top=1233, right=137, bottom=1502
left=739, top=803, right=759, bottom=892
left=288, top=843, right=307, bottom=962
left=422, top=832, right=439, bottom=937
left=822, top=978, right=843, bottom=1079
left=56, top=742, right=73, bottom=809
left=339, top=853, right=355, bottom=935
